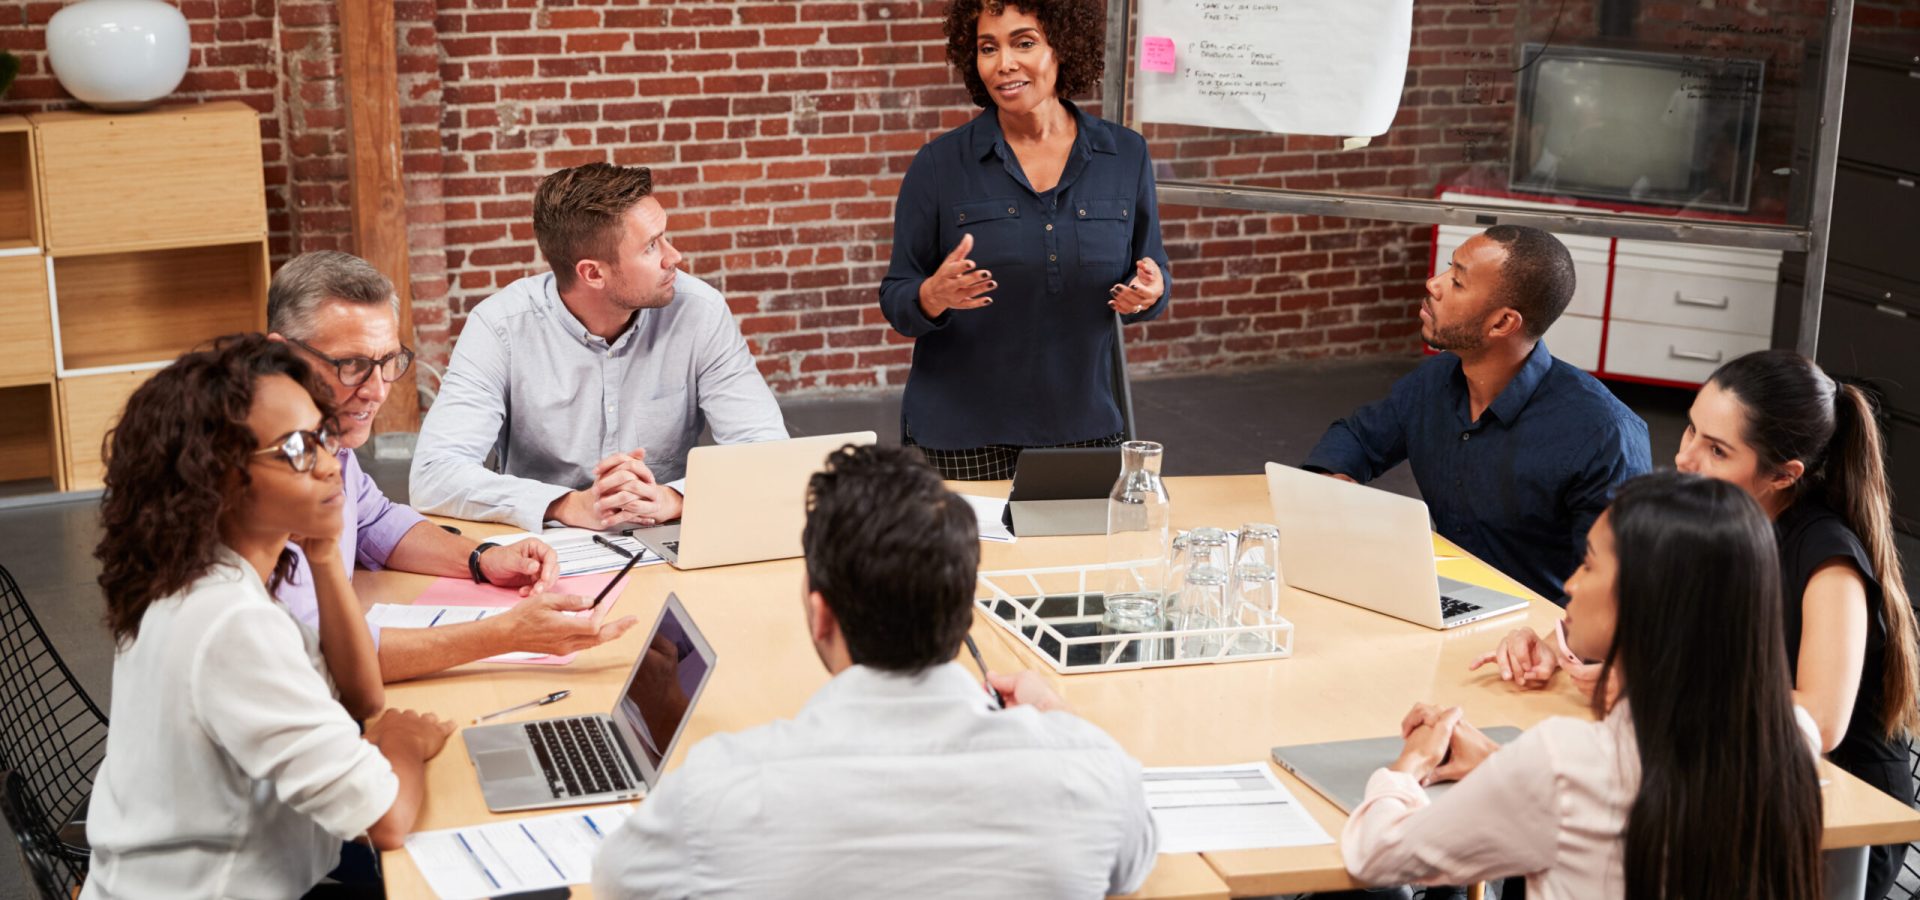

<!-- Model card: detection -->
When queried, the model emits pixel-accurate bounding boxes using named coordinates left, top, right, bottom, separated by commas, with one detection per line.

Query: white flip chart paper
left=1137, top=0, right=1414, bottom=138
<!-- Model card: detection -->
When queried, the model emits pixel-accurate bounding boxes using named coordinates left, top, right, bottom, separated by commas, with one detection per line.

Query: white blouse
left=81, top=548, right=398, bottom=899
left=1342, top=702, right=1820, bottom=899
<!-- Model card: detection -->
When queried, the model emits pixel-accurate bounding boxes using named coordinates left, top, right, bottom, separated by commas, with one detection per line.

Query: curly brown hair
left=944, top=0, right=1106, bottom=110
left=95, top=334, right=335, bottom=644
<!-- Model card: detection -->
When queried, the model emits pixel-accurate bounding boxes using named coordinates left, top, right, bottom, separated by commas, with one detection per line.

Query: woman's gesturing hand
left=918, top=233, right=997, bottom=318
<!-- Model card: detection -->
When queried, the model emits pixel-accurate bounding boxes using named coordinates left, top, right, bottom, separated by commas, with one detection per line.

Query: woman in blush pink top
left=1342, top=473, right=1825, bottom=899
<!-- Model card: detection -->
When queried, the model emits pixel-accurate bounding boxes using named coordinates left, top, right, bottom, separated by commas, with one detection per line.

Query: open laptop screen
left=616, top=598, right=714, bottom=773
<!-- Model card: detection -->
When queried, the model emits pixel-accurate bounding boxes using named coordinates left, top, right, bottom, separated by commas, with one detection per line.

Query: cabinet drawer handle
left=1668, top=346, right=1724, bottom=363
left=1673, top=291, right=1730, bottom=309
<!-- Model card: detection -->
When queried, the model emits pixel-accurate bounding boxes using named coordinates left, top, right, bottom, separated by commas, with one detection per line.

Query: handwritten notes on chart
left=1137, top=0, right=1414, bottom=137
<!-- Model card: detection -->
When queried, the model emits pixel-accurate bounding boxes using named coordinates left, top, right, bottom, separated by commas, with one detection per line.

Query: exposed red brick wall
left=1, top=0, right=1914, bottom=400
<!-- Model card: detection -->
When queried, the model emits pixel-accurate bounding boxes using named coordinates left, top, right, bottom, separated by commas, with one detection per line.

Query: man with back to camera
left=410, top=162, right=788, bottom=534
left=266, top=251, right=638, bottom=682
left=592, top=444, right=1158, bottom=897
left=1302, top=225, right=1651, bottom=602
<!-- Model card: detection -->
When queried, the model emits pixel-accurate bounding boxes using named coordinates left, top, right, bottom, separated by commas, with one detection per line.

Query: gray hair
left=267, top=250, right=399, bottom=339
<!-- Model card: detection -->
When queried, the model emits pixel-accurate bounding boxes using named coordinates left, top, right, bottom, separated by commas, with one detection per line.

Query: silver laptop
left=630, top=432, right=877, bottom=569
left=463, top=593, right=716, bottom=812
left=1264, top=462, right=1530, bottom=629
left=1271, top=728, right=1524, bottom=812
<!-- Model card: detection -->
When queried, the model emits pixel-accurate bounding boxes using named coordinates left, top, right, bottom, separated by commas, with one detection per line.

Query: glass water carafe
left=1103, top=440, right=1171, bottom=630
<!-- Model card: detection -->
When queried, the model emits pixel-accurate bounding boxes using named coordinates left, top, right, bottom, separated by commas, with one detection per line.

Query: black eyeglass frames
left=287, top=337, right=415, bottom=388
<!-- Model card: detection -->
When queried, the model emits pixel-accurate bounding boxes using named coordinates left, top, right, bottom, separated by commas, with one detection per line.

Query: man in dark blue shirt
left=1303, top=225, right=1650, bottom=602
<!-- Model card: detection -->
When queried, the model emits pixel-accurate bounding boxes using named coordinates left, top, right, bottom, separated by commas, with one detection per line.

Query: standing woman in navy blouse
left=880, top=0, right=1171, bottom=479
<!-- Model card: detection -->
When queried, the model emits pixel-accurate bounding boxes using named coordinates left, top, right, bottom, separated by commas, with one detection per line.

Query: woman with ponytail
left=1479, top=348, right=1919, bottom=898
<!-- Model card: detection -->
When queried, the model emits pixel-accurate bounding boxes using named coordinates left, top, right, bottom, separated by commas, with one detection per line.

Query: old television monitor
left=1510, top=45, right=1764, bottom=212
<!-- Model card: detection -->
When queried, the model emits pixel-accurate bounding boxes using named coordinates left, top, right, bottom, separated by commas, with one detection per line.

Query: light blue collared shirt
left=411, top=271, right=788, bottom=532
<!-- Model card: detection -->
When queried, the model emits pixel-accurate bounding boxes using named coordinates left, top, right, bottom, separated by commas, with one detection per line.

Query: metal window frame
left=1097, top=0, right=1855, bottom=358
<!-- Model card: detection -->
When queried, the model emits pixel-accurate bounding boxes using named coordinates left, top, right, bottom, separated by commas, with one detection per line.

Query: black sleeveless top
left=1775, top=497, right=1911, bottom=796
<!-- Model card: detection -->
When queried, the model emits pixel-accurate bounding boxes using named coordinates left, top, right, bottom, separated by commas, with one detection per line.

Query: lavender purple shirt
left=276, top=447, right=428, bottom=645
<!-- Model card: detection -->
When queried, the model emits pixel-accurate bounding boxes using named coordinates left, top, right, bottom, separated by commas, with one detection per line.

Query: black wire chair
left=3, top=768, right=76, bottom=900
left=0, top=563, right=108, bottom=895
left=1895, top=743, right=1920, bottom=898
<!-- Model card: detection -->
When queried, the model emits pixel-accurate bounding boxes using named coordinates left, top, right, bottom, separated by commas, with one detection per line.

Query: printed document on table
left=1143, top=763, right=1333, bottom=853
left=960, top=494, right=1017, bottom=543
left=1136, top=0, right=1413, bottom=137
left=404, top=806, right=634, bottom=900
left=364, top=604, right=505, bottom=630
left=537, top=528, right=664, bottom=576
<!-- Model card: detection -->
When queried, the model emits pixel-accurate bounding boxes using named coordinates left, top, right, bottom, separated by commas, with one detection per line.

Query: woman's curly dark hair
left=96, top=333, right=335, bottom=644
left=944, top=0, right=1106, bottom=109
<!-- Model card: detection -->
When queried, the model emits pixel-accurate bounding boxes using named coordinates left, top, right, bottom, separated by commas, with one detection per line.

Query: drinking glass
left=1175, top=564, right=1230, bottom=658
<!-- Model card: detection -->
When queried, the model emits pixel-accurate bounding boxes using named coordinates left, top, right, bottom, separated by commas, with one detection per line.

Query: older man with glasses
left=266, top=251, right=637, bottom=683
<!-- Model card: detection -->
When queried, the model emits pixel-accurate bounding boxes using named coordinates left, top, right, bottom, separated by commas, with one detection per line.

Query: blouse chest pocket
left=1074, top=197, right=1134, bottom=268
left=951, top=198, right=1024, bottom=268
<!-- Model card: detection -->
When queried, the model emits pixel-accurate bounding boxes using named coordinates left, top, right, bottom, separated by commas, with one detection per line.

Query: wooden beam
left=339, top=0, right=420, bottom=433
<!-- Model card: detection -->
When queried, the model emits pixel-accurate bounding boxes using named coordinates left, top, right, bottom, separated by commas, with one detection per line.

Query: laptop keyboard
left=525, top=717, right=632, bottom=798
left=1440, top=596, right=1484, bottom=620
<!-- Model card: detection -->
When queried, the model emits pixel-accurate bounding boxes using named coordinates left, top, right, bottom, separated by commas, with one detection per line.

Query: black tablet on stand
left=1002, top=447, right=1123, bottom=537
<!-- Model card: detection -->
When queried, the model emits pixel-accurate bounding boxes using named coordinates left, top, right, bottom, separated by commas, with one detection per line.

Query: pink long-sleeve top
left=1341, top=702, right=1820, bottom=899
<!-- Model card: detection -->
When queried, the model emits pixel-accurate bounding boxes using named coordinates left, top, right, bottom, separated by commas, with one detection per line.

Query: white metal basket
left=975, top=561, right=1294, bottom=674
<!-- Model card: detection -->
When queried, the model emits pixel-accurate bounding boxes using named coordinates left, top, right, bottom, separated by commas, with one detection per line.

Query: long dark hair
left=1709, top=348, right=1920, bottom=737
left=95, top=334, right=333, bottom=644
left=1596, top=473, right=1823, bottom=900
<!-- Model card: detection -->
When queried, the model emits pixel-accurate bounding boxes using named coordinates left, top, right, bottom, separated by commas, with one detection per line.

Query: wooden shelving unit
left=0, top=102, right=268, bottom=496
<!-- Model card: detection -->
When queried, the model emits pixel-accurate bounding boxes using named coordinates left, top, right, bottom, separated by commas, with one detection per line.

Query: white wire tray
left=975, top=561, right=1294, bottom=674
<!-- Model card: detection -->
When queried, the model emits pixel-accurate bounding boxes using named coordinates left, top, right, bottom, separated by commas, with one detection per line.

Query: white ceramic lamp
left=46, top=0, right=191, bottom=112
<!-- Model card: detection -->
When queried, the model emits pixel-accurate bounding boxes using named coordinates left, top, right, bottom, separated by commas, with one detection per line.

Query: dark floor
left=3, top=358, right=1914, bottom=897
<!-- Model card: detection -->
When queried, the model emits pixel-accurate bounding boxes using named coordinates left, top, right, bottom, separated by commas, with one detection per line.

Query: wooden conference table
left=372, top=474, right=1920, bottom=899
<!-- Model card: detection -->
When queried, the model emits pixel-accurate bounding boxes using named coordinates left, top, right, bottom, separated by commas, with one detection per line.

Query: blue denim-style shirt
left=1303, top=342, right=1652, bottom=602
left=879, top=100, right=1171, bottom=449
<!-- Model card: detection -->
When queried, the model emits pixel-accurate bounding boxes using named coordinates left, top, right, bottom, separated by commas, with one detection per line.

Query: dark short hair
left=802, top=444, right=980, bottom=672
left=1482, top=224, right=1576, bottom=338
left=532, top=162, right=654, bottom=291
left=944, top=0, right=1105, bottom=110
left=96, top=334, right=335, bottom=644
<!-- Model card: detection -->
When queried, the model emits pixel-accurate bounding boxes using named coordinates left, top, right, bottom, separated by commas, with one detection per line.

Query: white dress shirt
left=593, top=662, right=1158, bottom=898
left=411, top=270, right=788, bottom=532
left=1342, top=702, right=1822, bottom=899
left=81, top=549, right=398, bottom=899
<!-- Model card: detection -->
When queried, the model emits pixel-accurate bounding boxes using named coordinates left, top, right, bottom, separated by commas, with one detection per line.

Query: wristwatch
left=468, top=541, right=501, bottom=584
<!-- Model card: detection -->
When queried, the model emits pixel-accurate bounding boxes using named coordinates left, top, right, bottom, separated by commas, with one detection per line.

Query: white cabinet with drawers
left=1430, top=192, right=1781, bottom=386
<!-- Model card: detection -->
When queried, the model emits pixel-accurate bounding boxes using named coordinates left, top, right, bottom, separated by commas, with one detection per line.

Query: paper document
left=960, top=494, right=1016, bottom=543
left=1137, top=0, right=1413, bottom=137
left=539, top=528, right=664, bottom=576
left=365, top=604, right=504, bottom=629
left=404, top=806, right=634, bottom=900
left=1143, top=763, right=1333, bottom=853
left=364, top=604, right=557, bottom=661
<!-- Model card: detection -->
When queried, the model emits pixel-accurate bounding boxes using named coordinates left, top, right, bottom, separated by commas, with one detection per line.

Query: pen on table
left=585, top=545, right=645, bottom=611
left=963, top=634, right=1005, bottom=710
left=592, top=533, right=635, bottom=559
left=473, top=689, right=571, bottom=724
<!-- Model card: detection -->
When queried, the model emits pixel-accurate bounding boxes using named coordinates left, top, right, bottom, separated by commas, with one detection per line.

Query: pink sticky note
left=1140, top=36, right=1175, bottom=73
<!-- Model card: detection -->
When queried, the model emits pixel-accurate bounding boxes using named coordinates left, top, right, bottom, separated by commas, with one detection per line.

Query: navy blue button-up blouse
left=879, top=101, right=1171, bottom=449
left=1303, top=342, right=1652, bottom=602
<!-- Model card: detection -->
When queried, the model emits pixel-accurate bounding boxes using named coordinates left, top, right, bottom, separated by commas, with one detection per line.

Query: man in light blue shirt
left=411, top=163, right=787, bottom=533
left=593, top=444, right=1157, bottom=897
